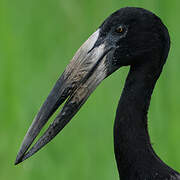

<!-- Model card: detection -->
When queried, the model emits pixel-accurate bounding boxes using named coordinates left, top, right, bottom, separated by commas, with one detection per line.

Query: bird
left=15, top=7, right=180, bottom=180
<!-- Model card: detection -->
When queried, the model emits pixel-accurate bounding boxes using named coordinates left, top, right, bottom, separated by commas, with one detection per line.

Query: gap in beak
left=20, top=98, right=70, bottom=162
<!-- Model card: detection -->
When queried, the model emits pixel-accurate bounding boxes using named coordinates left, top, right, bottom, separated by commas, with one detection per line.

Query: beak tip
left=14, top=157, right=22, bottom=165
left=14, top=151, right=24, bottom=165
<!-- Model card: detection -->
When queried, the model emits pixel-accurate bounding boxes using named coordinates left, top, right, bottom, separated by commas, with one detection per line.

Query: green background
left=0, top=0, right=180, bottom=179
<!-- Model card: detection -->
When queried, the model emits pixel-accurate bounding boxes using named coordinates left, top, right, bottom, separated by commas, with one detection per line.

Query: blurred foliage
left=0, top=0, right=180, bottom=179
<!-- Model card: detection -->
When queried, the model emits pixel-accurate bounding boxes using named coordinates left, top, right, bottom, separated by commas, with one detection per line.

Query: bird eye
left=116, top=26, right=124, bottom=33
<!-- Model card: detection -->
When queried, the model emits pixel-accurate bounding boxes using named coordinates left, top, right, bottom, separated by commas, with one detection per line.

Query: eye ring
left=116, top=26, right=124, bottom=33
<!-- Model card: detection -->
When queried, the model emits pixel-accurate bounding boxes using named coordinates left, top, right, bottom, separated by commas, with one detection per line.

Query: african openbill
left=15, top=7, right=180, bottom=180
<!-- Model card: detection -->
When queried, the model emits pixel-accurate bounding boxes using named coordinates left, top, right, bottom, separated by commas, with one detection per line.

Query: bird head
left=15, top=7, right=170, bottom=165
left=99, top=7, right=170, bottom=72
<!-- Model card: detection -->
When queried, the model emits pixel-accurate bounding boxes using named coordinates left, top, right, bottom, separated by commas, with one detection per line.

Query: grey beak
left=15, top=29, right=114, bottom=165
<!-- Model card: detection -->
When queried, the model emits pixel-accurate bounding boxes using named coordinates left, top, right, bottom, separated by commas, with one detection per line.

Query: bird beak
left=15, top=29, right=114, bottom=165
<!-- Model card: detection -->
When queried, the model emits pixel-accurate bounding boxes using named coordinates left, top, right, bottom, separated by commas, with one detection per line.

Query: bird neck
left=114, top=60, right=164, bottom=179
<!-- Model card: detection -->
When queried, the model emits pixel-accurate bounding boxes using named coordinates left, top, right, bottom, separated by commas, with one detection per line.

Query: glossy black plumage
left=109, top=8, right=180, bottom=180
left=15, top=7, right=180, bottom=180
